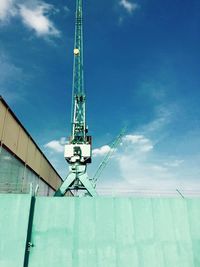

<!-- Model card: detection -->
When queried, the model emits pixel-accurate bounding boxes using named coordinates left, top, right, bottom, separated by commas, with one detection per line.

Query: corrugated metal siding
left=1, top=195, right=200, bottom=267
left=0, top=97, right=62, bottom=191
left=0, top=147, right=54, bottom=195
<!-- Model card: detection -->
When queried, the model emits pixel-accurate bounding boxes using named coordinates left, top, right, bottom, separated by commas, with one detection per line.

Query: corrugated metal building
left=0, top=96, right=62, bottom=195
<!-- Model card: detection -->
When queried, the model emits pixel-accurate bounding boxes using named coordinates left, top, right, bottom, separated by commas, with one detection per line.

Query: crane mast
left=55, top=0, right=97, bottom=197
left=72, top=0, right=86, bottom=143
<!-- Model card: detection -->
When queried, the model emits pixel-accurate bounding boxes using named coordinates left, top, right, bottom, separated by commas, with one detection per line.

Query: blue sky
left=1, top=0, right=200, bottom=194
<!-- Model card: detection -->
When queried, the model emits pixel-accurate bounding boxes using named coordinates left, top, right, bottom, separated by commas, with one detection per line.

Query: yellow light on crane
left=74, top=48, right=80, bottom=55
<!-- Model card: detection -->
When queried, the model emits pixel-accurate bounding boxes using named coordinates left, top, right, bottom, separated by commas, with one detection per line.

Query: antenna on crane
left=54, top=0, right=97, bottom=197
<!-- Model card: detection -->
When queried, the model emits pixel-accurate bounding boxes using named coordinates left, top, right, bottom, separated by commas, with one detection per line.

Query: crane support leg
left=54, top=165, right=97, bottom=197
left=79, top=173, right=97, bottom=197
left=54, top=172, right=76, bottom=196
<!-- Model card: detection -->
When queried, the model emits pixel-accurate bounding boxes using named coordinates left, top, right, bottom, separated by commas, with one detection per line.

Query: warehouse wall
left=0, top=97, right=62, bottom=195
left=0, top=147, right=55, bottom=195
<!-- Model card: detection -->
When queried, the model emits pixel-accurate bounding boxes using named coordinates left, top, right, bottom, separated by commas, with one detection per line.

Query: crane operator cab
left=64, top=136, right=92, bottom=164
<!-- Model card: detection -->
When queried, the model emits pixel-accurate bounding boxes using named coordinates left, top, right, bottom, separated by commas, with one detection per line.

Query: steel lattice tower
left=55, top=0, right=97, bottom=197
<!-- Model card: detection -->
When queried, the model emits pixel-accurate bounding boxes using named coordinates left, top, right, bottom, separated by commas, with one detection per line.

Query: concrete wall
left=1, top=194, right=200, bottom=267
left=0, top=97, right=62, bottom=192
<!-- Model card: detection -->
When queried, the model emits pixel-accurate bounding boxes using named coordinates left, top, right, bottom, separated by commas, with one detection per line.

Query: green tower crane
left=55, top=0, right=97, bottom=197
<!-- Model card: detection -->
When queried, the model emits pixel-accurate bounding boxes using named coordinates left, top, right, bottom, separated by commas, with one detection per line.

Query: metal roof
left=0, top=96, right=63, bottom=191
left=0, top=96, right=63, bottom=182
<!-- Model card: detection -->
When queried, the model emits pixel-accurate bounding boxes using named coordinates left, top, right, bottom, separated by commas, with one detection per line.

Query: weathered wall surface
left=0, top=194, right=32, bottom=267
left=1, top=194, right=200, bottom=267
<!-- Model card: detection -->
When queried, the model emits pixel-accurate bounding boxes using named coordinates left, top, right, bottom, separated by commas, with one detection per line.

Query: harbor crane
left=54, top=0, right=126, bottom=197
left=55, top=0, right=97, bottom=197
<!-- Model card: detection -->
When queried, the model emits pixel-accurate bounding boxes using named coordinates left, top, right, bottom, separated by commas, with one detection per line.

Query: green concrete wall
left=0, top=195, right=200, bottom=267
left=0, top=194, right=32, bottom=267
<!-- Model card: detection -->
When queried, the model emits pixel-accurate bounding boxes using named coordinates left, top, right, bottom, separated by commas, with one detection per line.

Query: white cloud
left=44, top=140, right=64, bottom=153
left=119, top=0, right=139, bottom=14
left=94, top=109, right=200, bottom=193
left=0, top=0, right=60, bottom=38
left=0, top=0, right=16, bottom=22
left=123, top=134, right=154, bottom=152
left=112, top=115, right=180, bottom=189
left=164, top=160, right=184, bottom=168
left=92, top=145, right=112, bottom=157
left=19, top=3, right=60, bottom=37
left=114, top=134, right=185, bottom=191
